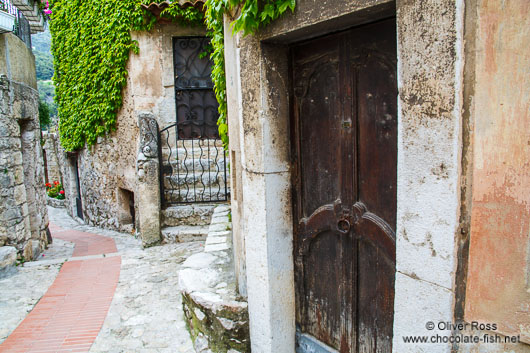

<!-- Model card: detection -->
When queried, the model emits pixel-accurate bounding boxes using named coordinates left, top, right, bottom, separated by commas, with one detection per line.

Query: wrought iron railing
left=159, top=124, right=228, bottom=205
left=158, top=36, right=229, bottom=206
left=0, top=0, right=31, bottom=49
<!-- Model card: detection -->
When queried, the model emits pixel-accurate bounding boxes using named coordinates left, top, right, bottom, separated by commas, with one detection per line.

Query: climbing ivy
left=50, top=0, right=295, bottom=151
left=204, top=0, right=296, bottom=148
left=50, top=0, right=154, bottom=150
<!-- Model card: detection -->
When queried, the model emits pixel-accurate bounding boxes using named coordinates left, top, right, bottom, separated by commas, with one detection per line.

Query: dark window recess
left=118, top=188, right=135, bottom=226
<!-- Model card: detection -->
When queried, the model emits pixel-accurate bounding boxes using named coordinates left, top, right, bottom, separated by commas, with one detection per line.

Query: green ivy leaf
left=50, top=0, right=296, bottom=151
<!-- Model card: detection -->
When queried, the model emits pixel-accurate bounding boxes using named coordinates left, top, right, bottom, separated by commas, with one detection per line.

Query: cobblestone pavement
left=0, top=206, right=203, bottom=352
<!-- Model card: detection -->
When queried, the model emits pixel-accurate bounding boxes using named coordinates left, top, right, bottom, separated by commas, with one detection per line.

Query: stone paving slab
left=90, top=242, right=202, bottom=353
left=46, top=207, right=141, bottom=253
left=0, top=264, right=61, bottom=344
left=0, top=206, right=205, bottom=353
left=161, top=225, right=209, bottom=243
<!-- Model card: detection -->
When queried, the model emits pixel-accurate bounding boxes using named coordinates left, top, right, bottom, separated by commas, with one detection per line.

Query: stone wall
left=42, top=130, right=63, bottom=184
left=0, top=33, right=49, bottom=260
left=179, top=205, right=250, bottom=353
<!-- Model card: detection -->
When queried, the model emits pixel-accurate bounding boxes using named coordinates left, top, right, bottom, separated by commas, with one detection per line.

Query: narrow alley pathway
left=0, top=207, right=202, bottom=353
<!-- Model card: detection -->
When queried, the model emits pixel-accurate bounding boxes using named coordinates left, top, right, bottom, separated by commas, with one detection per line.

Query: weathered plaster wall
left=63, top=23, right=205, bottom=233
left=259, top=0, right=394, bottom=42
left=0, top=33, right=37, bottom=89
left=129, top=24, right=205, bottom=129
left=0, top=33, right=49, bottom=259
left=464, top=0, right=530, bottom=348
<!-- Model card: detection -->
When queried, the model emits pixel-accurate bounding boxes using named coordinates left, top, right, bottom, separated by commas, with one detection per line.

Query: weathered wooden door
left=292, top=19, right=397, bottom=353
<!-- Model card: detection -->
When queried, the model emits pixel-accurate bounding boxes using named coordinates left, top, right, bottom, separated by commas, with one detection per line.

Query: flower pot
left=0, top=11, right=15, bottom=33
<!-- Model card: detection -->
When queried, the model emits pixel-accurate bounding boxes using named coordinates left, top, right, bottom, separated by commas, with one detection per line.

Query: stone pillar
left=223, top=16, right=247, bottom=298
left=229, top=30, right=295, bottom=352
left=136, top=112, right=161, bottom=247
left=392, top=1, right=464, bottom=351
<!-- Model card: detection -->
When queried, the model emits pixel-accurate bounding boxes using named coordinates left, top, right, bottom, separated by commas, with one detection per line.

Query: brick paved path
left=50, top=224, right=117, bottom=257
left=0, top=224, right=121, bottom=353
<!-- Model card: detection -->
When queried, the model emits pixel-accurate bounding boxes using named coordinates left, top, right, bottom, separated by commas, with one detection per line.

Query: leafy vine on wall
left=50, top=0, right=295, bottom=151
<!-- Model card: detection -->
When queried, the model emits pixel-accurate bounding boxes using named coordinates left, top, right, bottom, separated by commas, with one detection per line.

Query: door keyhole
left=337, top=219, right=350, bottom=233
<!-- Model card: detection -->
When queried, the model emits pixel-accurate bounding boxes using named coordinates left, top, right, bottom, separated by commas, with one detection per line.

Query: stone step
left=164, top=187, right=230, bottom=203
left=161, top=225, right=209, bottom=243
left=161, top=145, right=225, bottom=160
left=162, top=204, right=218, bottom=227
left=163, top=172, right=224, bottom=189
left=161, top=158, right=227, bottom=173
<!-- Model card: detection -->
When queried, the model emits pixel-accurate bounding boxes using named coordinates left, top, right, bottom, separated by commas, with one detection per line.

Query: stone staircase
left=160, top=204, right=224, bottom=243
left=160, top=140, right=229, bottom=204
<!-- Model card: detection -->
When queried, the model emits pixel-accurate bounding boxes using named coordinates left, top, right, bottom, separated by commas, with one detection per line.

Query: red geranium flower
left=59, top=190, right=65, bottom=195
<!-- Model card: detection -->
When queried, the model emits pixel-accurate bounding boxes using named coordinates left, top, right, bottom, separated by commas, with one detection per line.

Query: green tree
left=35, top=50, right=54, bottom=80
left=39, top=99, right=51, bottom=129
left=37, top=81, right=57, bottom=118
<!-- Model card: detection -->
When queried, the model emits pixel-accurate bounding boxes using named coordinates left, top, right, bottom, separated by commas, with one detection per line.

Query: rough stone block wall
left=0, top=75, right=32, bottom=252
left=0, top=33, right=49, bottom=259
left=42, top=131, right=63, bottom=184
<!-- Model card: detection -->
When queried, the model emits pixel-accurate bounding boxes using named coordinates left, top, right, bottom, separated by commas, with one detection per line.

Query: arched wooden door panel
left=291, top=19, right=397, bottom=353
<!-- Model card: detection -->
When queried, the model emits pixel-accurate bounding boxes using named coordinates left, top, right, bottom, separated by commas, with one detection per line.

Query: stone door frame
left=224, top=1, right=465, bottom=352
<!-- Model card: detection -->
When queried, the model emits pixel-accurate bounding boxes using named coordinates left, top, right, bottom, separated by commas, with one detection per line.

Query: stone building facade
left=58, top=7, right=228, bottom=247
left=0, top=29, right=48, bottom=260
left=223, top=0, right=530, bottom=352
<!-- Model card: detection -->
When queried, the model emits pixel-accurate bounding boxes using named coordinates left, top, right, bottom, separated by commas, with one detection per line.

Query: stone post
left=136, top=112, right=161, bottom=247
